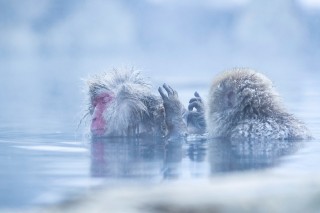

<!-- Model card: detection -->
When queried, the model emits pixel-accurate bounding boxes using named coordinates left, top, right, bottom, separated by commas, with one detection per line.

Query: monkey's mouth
left=91, top=117, right=107, bottom=136
left=91, top=128, right=106, bottom=137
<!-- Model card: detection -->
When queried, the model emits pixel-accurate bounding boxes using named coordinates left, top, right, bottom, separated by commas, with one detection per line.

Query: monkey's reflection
left=90, top=138, right=205, bottom=180
left=209, top=139, right=303, bottom=174
left=90, top=137, right=300, bottom=179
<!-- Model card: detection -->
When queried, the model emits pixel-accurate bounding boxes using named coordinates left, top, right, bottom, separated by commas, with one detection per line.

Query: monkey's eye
left=92, top=92, right=114, bottom=107
left=92, top=96, right=106, bottom=106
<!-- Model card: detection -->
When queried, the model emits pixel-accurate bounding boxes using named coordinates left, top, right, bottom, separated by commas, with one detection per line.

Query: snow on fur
left=207, top=68, right=311, bottom=140
left=87, top=68, right=159, bottom=136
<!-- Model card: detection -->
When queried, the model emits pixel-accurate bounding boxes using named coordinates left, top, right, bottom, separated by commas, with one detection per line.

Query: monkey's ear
left=225, top=90, right=236, bottom=108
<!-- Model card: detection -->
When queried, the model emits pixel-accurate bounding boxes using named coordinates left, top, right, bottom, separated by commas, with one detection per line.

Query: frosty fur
left=87, top=68, right=167, bottom=137
left=207, top=68, right=311, bottom=140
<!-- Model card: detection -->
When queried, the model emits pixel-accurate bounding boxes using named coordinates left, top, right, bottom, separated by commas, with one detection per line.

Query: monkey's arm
left=186, top=92, right=207, bottom=134
left=158, top=84, right=187, bottom=139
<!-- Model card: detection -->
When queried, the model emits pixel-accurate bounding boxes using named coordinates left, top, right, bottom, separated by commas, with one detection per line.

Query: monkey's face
left=209, top=69, right=278, bottom=121
left=210, top=80, right=240, bottom=113
left=90, top=92, right=114, bottom=136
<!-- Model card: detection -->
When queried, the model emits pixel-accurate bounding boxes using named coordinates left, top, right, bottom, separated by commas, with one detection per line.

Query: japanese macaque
left=86, top=68, right=206, bottom=139
left=86, top=67, right=310, bottom=140
left=207, top=68, right=311, bottom=140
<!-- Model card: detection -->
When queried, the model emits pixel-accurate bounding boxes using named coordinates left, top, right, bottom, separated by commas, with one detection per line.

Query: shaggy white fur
left=207, top=68, right=311, bottom=140
left=87, top=68, right=163, bottom=136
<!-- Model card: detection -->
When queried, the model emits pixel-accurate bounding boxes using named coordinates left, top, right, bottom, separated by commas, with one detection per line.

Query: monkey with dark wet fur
left=207, top=68, right=311, bottom=140
left=86, top=69, right=206, bottom=139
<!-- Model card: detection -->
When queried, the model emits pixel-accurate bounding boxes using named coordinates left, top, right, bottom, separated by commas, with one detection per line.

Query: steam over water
left=1, top=0, right=320, bottom=212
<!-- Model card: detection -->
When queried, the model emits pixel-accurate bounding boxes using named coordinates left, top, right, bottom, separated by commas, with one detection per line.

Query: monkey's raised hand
left=158, top=83, right=187, bottom=138
left=187, top=92, right=206, bottom=134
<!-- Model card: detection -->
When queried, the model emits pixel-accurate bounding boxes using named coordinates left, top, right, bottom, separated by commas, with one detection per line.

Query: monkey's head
left=87, top=69, right=163, bottom=137
left=208, top=68, right=282, bottom=129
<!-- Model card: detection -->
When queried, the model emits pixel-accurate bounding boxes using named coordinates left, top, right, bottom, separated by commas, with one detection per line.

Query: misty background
left=1, top=0, right=319, bottom=134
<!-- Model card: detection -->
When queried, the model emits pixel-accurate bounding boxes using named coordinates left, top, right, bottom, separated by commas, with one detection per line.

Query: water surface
left=0, top=80, right=320, bottom=210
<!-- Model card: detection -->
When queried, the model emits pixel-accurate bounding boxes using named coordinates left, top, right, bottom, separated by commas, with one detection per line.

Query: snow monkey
left=207, top=68, right=311, bottom=140
left=86, top=68, right=206, bottom=139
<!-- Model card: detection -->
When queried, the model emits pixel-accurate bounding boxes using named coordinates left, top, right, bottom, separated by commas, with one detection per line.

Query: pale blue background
left=1, top=0, right=320, bottom=209
left=0, top=0, right=319, bottom=134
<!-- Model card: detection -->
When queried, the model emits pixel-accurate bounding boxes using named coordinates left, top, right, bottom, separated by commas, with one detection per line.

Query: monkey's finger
left=167, top=84, right=178, bottom=96
left=158, top=87, right=168, bottom=100
left=195, top=92, right=204, bottom=101
left=163, top=83, right=174, bottom=95
left=194, top=91, right=200, bottom=98
left=188, top=101, right=203, bottom=111
left=189, top=97, right=202, bottom=103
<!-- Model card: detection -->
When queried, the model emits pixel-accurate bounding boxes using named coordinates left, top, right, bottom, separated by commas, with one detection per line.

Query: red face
left=90, top=92, right=114, bottom=136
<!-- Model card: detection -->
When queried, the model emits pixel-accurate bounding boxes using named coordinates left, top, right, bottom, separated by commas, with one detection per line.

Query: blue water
left=0, top=82, right=319, bottom=210
left=1, top=1, right=320, bottom=210
left=0, top=132, right=92, bottom=208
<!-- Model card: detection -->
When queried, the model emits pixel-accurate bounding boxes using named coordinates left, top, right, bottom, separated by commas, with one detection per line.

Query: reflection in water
left=209, top=139, right=303, bottom=173
left=0, top=133, right=306, bottom=209
left=90, top=137, right=303, bottom=180
left=90, top=138, right=186, bottom=180
left=188, top=143, right=207, bottom=162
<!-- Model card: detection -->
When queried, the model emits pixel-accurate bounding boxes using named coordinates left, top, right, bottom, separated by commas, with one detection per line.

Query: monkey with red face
left=87, top=68, right=206, bottom=139
left=87, top=67, right=310, bottom=141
